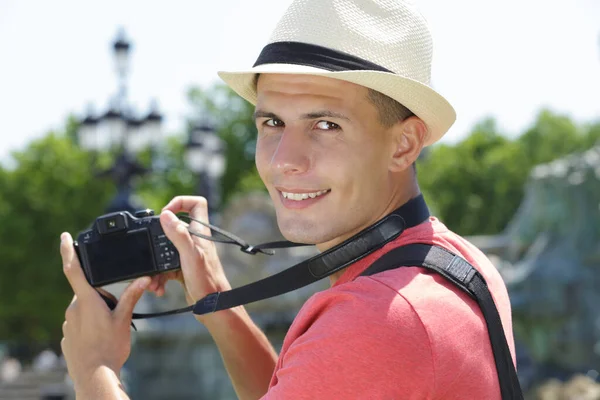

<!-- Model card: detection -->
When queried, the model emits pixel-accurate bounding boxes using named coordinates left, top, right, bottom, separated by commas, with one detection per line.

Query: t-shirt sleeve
left=261, top=278, right=436, bottom=400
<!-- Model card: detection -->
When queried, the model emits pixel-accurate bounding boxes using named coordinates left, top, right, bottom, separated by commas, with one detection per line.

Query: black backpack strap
left=361, top=243, right=523, bottom=400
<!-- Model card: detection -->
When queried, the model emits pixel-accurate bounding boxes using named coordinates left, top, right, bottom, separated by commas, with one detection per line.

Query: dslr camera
left=74, top=209, right=180, bottom=287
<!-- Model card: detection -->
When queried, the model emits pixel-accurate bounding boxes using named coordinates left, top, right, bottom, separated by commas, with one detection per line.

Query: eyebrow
left=253, top=110, right=279, bottom=121
left=253, top=109, right=351, bottom=122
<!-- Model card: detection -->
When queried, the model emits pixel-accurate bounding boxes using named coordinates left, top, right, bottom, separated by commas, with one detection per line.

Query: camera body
left=74, top=209, right=180, bottom=287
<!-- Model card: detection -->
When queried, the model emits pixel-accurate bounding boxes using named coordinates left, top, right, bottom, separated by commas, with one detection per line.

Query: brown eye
left=315, top=121, right=340, bottom=130
left=265, top=119, right=284, bottom=127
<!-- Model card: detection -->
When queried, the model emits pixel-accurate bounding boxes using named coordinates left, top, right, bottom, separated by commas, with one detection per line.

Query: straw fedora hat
left=218, top=0, right=456, bottom=146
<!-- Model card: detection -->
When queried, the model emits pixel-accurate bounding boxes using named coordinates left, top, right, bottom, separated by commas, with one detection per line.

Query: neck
left=325, top=184, right=422, bottom=286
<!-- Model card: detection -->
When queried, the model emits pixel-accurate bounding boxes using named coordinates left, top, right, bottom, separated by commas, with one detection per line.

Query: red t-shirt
left=262, top=217, right=515, bottom=399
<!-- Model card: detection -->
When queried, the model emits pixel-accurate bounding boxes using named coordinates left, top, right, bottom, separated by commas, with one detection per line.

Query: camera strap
left=178, top=215, right=313, bottom=256
left=127, top=194, right=430, bottom=320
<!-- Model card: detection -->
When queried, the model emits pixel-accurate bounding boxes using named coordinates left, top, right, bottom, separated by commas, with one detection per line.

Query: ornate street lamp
left=185, top=122, right=226, bottom=218
left=77, top=29, right=163, bottom=213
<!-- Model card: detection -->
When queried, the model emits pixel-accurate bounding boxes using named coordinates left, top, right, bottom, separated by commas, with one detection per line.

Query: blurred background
left=0, top=0, right=599, bottom=399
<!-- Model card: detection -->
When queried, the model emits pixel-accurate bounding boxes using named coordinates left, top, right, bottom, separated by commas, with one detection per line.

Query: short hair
left=366, top=89, right=418, bottom=173
left=366, top=89, right=414, bottom=127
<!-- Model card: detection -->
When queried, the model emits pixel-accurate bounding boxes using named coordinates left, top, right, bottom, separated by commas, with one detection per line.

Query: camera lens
left=107, top=219, right=117, bottom=228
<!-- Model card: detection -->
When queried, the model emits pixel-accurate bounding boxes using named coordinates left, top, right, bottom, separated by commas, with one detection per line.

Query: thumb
left=114, top=277, right=151, bottom=321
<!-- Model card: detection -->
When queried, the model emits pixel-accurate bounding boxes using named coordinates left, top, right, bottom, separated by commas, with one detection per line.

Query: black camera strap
left=125, top=194, right=430, bottom=320
left=178, top=215, right=313, bottom=256
left=360, top=244, right=523, bottom=399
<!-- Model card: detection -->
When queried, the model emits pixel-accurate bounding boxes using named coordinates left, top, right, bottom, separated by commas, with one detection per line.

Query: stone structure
left=0, top=363, right=73, bottom=400
left=484, top=146, right=600, bottom=388
left=533, top=374, right=600, bottom=400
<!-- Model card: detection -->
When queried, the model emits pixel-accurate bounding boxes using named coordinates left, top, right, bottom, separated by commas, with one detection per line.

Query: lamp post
left=78, top=28, right=163, bottom=213
left=185, top=121, right=226, bottom=219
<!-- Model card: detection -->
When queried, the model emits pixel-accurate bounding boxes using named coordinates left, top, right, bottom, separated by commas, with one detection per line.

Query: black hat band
left=253, top=41, right=393, bottom=73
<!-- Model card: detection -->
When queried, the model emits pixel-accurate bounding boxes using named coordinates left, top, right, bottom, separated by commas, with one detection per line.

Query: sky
left=0, top=0, right=599, bottom=163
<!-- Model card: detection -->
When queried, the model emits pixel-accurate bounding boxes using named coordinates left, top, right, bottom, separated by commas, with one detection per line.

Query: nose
left=269, top=128, right=311, bottom=175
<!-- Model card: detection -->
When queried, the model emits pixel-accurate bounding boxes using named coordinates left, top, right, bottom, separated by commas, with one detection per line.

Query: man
left=60, top=0, right=516, bottom=398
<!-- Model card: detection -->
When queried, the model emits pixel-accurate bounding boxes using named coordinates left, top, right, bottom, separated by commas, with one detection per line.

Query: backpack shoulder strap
left=361, top=243, right=523, bottom=400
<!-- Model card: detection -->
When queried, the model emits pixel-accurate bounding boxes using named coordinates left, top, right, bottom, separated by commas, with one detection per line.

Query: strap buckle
left=241, top=245, right=258, bottom=255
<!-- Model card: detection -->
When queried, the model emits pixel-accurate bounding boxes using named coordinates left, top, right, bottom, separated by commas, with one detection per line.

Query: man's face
left=254, top=74, right=398, bottom=250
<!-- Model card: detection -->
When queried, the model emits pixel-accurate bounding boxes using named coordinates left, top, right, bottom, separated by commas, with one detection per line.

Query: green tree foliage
left=518, top=109, right=584, bottom=166
left=186, top=84, right=265, bottom=206
left=582, top=120, right=600, bottom=149
left=419, top=118, right=528, bottom=235
left=419, top=109, right=597, bottom=236
left=135, top=137, right=197, bottom=211
left=0, top=128, right=114, bottom=345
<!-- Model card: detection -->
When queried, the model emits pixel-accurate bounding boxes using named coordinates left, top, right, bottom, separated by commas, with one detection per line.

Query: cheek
left=255, top=137, right=273, bottom=180
left=343, top=147, right=388, bottom=189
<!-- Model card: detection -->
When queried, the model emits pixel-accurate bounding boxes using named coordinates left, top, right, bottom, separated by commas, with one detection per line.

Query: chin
left=276, top=214, right=338, bottom=245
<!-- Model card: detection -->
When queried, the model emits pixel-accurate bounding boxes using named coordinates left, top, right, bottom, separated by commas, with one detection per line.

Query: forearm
left=74, top=366, right=129, bottom=400
left=203, top=306, right=278, bottom=400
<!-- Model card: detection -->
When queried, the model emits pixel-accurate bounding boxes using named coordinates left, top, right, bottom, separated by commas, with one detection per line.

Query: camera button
left=135, top=209, right=155, bottom=218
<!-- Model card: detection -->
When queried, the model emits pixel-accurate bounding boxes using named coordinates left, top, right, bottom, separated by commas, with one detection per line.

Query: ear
left=389, top=117, right=428, bottom=172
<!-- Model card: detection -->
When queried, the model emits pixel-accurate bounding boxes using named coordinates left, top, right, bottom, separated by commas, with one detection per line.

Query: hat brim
left=218, top=63, right=456, bottom=146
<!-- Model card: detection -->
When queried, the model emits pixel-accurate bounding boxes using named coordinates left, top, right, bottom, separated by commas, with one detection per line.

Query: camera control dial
left=135, top=209, right=155, bottom=218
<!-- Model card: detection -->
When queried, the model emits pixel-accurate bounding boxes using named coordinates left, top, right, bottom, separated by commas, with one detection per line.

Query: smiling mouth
left=280, top=189, right=331, bottom=201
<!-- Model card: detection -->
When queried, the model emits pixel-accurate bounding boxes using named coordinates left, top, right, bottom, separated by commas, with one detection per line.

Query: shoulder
left=292, top=278, right=436, bottom=363
left=276, top=277, right=436, bottom=398
left=298, top=273, right=432, bottom=332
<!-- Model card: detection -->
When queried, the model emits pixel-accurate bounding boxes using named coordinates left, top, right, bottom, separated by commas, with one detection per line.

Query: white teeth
left=282, top=190, right=329, bottom=201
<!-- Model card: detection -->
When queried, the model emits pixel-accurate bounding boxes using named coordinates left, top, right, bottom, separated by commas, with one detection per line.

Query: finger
left=162, top=270, right=184, bottom=285
left=153, top=275, right=165, bottom=297
left=114, top=277, right=151, bottom=321
left=60, top=233, right=95, bottom=298
left=148, top=276, right=162, bottom=292
left=149, top=271, right=178, bottom=295
left=65, top=302, right=76, bottom=322
left=160, top=210, right=201, bottom=254
left=161, top=274, right=172, bottom=294
left=156, top=271, right=183, bottom=296
left=162, top=196, right=211, bottom=236
left=163, top=196, right=207, bottom=215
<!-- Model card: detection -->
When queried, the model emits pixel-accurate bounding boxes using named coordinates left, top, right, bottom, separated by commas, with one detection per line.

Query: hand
left=59, top=232, right=150, bottom=391
left=147, top=196, right=232, bottom=322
